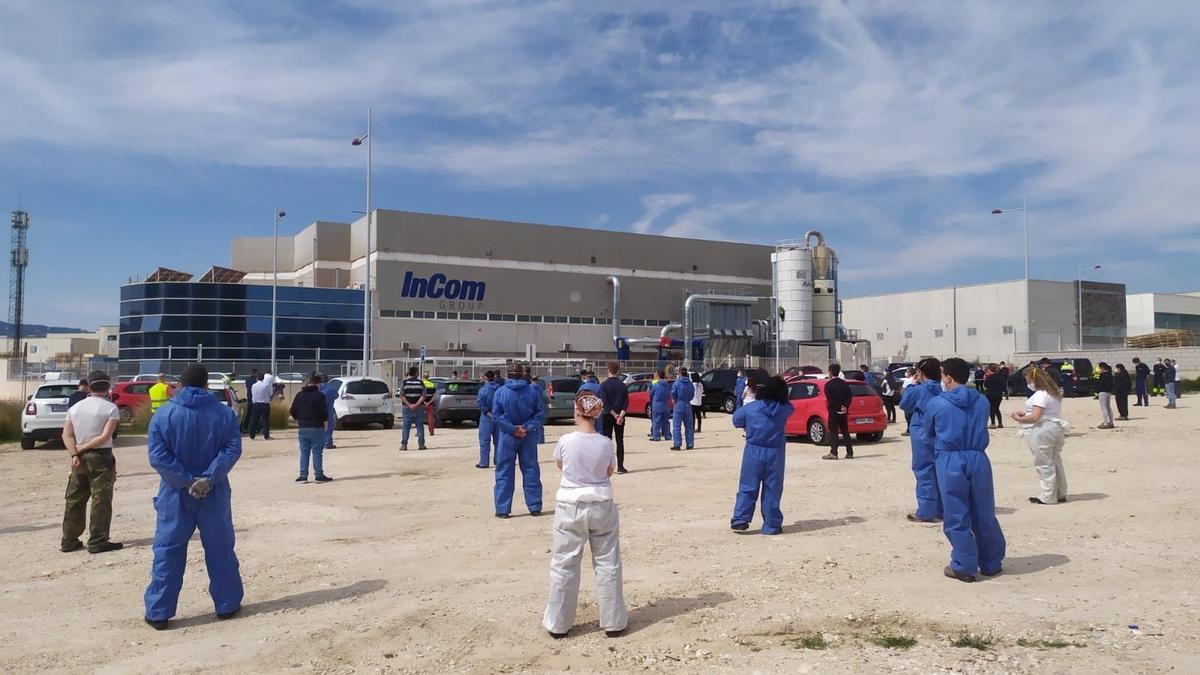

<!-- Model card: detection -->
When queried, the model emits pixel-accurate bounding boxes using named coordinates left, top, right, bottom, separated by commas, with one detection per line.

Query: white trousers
left=1025, top=421, right=1067, bottom=503
left=1098, top=392, right=1113, bottom=425
left=543, top=499, right=628, bottom=634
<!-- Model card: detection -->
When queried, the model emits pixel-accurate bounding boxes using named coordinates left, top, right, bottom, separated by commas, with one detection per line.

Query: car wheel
left=383, top=417, right=395, bottom=430
left=335, top=417, right=345, bottom=431
left=644, top=403, right=652, bottom=417
left=722, top=395, right=736, bottom=414
left=119, top=407, right=133, bottom=424
left=20, top=435, right=35, bottom=450
left=807, top=418, right=827, bottom=445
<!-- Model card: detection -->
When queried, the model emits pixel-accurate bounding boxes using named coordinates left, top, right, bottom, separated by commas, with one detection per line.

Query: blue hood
left=942, top=384, right=982, bottom=410
left=505, top=378, right=530, bottom=391
left=172, top=386, right=224, bottom=409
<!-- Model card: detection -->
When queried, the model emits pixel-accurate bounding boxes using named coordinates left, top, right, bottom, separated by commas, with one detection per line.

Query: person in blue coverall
left=925, top=357, right=1006, bottom=582
left=898, top=358, right=944, bottom=523
left=649, top=371, right=672, bottom=441
left=531, top=372, right=550, bottom=443
left=144, top=365, right=243, bottom=630
left=670, top=368, right=696, bottom=450
left=578, top=371, right=602, bottom=433
left=491, top=364, right=545, bottom=518
left=320, top=374, right=339, bottom=449
left=733, top=370, right=747, bottom=411
left=730, top=376, right=795, bottom=534
left=476, top=371, right=500, bottom=468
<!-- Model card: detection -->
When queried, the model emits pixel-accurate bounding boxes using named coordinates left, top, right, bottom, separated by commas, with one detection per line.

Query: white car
left=21, top=380, right=79, bottom=450
left=326, top=376, right=395, bottom=430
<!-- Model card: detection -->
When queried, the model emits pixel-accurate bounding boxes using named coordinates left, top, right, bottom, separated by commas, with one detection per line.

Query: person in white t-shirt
left=249, top=372, right=275, bottom=440
left=61, top=370, right=123, bottom=554
left=543, top=390, right=628, bottom=639
left=741, top=373, right=758, bottom=408
left=1011, top=367, right=1068, bottom=505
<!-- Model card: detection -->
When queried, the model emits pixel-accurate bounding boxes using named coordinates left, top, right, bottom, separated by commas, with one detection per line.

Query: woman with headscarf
left=542, top=390, right=627, bottom=639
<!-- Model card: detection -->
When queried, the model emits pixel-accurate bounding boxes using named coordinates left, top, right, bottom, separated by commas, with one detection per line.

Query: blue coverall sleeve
left=525, top=390, right=545, bottom=435
left=491, top=391, right=517, bottom=435
left=898, top=386, right=919, bottom=414
left=476, top=389, right=487, bottom=414
left=147, top=412, right=194, bottom=489
left=204, top=409, right=244, bottom=485
left=732, top=404, right=749, bottom=429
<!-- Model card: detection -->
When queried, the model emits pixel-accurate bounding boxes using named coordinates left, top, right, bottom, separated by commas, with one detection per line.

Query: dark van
left=1008, top=358, right=1094, bottom=397
left=699, top=368, right=770, bottom=413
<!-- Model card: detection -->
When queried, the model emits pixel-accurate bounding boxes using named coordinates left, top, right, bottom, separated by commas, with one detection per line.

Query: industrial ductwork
left=682, top=294, right=765, bottom=370
left=660, top=322, right=681, bottom=339
left=606, top=276, right=620, bottom=344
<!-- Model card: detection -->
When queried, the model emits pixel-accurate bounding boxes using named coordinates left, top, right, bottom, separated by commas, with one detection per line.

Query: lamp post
left=990, top=193, right=1029, bottom=280
left=1078, top=264, right=1101, bottom=350
left=271, top=207, right=286, bottom=374
left=352, top=108, right=372, bottom=376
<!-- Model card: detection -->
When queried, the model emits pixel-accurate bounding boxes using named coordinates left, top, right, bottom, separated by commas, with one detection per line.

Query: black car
left=884, top=362, right=914, bottom=391
left=432, top=380, right=483, bottom=425
left=1007, top=358, right=1094, bottom=397
left=699, top=368, right=769, bottom=413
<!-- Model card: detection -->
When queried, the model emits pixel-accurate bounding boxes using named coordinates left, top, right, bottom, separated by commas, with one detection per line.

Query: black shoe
left=264, top=436, right=272, bottom=440
left=1028, top=497, right=1049, bottom=505
left=845, top=452, right=854, bottom=459
left=495, top=513, right=509, bottom=519
left=686, top=446, right=694, bottom=450
left=217, top=607, right=240, bottom=620
left=295, top=476, right=308, bottom=482
left=530, top=511, right=543, bottom=517
left=549, top=631, right=568, bottom=639
left=731, top=521, right=749, bottom=531
left=1057, top=497, right=1067, bottom=503
left=822, top=453, right=838, bottom=460
left=61, top=539, right=83, bottom=553
left=88, top=542, right=124, bottom=554
left=944, top=565, right=976, bottom=583
left=616, top=467, right=629, bottom=474
left=981, top=567, right=1002, bottom=578
left=906, top=513, right=937, bottom=523
left=327, top=444, right=337, bottom=449
left=315, top=475, right=333, bottom=482
left=418, top=445, right=428, bottom=450
left=669, top=447, right=681, bottom=451
left=475, top=464, right=489, bottom=469
left=605, top=630, right=624, bottom=638
left=144, top=617, right=169, bottom=631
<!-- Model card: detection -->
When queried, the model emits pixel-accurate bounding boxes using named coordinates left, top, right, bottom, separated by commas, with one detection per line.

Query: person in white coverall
left=542, top=390, right=628, bottom=639
left=1011, top=366, right=1069, bottom=505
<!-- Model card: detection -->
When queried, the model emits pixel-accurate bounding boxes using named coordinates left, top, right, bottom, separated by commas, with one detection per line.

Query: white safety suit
left=1017, top=417, right=1069, bottom=504
left=542, top=432, right=628, bottom=635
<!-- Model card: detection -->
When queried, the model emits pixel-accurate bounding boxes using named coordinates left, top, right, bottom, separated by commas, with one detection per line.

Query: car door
left=785, top=381, right=821, bottom=435
left=627, top=381, right=650, bottom=415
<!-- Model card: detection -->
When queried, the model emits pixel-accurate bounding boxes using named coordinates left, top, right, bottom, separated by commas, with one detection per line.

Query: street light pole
left=271, top=207, right=286, bottom=374
left=1078, top=264, right=1101, bottom=350
left=991, top=194, right=1029, bottom=281
left=353, top=108, right=373, bottom=376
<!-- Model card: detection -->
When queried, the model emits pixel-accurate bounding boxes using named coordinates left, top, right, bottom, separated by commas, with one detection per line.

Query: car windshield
left=347, top=380, right=389, bottom=395
left=36, top=385, right=79, bottom=399
left=849, top=383, right=877, bottom=397
left=552, top=379, right=582, bottom=394
left=442, top=381, right=481, bottom=395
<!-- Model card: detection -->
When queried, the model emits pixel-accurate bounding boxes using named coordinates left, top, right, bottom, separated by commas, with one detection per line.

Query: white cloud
left=630, top=193, right=694, bottom=234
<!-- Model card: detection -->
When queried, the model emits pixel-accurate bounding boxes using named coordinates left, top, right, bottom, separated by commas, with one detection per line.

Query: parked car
left=699, top=368, right=770, bottom=413
left=781, top=365, right=824, bottom=378
left=1007, top=358, right=1095, bottom=397
left=783, top=377, right=887, bottom=444
left=21, top=381, right=79, bottom=449
left=431, top=380, right=484, bottom=426
left=626, top=379, right=674, bottom=416
left=132, top=373, right=181, bottom=385
left=620, top=372, right=655, bottom=385
left=328, top=376, right=395, bottom=429
left=276, top=372, right=308, bottom=384
left=109, top=380, right=177, bottom=423
left=206, top=384, right=243, bottom=417
left=545, top=378, right=582, bottom=423
left=884, top=362, right=915, bottom=391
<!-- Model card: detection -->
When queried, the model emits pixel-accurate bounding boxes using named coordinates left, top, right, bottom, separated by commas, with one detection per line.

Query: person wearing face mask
left=898, top=358, right=944, bottom=523
left=924, top=358, right=1006, bottom=583
left=1010, top=366, right=1068, bottom=505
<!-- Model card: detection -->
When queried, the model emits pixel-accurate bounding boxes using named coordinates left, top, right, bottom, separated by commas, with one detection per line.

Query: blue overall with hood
left=650, top=380, right=672, bottom=441
left=730, top=399, right=795, bottom=534
left=320, top=381, right=338, bottom=448
left=899, top=380, right=944, bottom=520
left=476, top=380, right=500, bottom=466
left=144, top=386, right=244, bottom=622
left=491, top=378, right=545, bottom=515
left=533, top=378, right=550, bottom=443
left=733, top=376, right=747, bottom=410
left=671, top=378, right=696, bottom=448
left=926, top=385, right=1006, bottom=577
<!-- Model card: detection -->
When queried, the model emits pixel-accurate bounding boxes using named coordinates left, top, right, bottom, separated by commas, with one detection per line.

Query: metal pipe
left=804, top=230, right=825, bottom=248
left=660, top=322, right=681, bottom=339
left=606, top=276, right=620, bottom=344
left=682, top=294, right=763, bottom=370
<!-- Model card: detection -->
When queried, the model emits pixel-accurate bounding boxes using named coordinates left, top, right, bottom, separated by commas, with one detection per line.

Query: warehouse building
left=119, top=210, right=775, bottom=375
left=1125, top=292, right=1200, bottom=338
left=841, top=279, right=1127, bottom=364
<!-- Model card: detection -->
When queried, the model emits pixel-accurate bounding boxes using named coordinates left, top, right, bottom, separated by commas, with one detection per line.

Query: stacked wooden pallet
left=1125, top=329, right=1196, bottom=349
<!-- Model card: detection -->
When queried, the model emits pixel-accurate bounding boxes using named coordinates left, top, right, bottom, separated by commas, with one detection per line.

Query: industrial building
left=841, top=279, right=1128, bottom=364
left=1125, top=292, right=1200, bottom=338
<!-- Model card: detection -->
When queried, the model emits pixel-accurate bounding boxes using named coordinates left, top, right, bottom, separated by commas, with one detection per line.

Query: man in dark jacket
left=290, top=373, right=331, bottom=482
left=823, top=364, right=854, bottom=460
left=1132, top=357, right=1151, bottom=406
left=598, top=362, right=629, bottom=474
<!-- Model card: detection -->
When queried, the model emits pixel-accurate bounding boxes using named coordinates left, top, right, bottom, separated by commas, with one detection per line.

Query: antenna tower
left=9, top=209, right=30, bottom=354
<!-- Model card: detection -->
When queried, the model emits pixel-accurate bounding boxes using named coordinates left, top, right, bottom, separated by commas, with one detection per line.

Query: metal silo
left=771, top=242, right=813, bottom=341
left=808, top=230, right=838, bottom=341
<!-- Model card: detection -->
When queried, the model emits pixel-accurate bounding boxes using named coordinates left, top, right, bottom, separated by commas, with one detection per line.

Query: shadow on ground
left=0, top=522, right=60, bottom=535
left=332, top=472, right=400, bottom=483
left=569, top=591, right=735, bottom=638
left=783, top=516, right=867, bottom=534
left=171, top=579, right=388, bottom=628
left=998, top=553, right=1070, bottom=576
left=1067, top=492, right=1109, bottom=502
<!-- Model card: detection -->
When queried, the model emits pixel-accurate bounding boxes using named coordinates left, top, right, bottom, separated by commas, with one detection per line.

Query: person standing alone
left=1133, top=357, right=1150, bottom=406
left=690, top=372, right=705, bottom=433
left=1113, top=363, right=1131, bottom=421
left=669, top=368, right=695, bottom=451
left=1164, top=358, right=1178, bottom=409
left=1095, top=362, right=1115, bottom=429
left=399, top=367, right=429, bottom=450
left=492, top=363, right=545, bottom=518
left=149, top=373, right=171, bottom=416
left=290, top=373, right=332, bottom=483
left=898, top=359, right=943, bottom=521
left=61, top=370, right=123, bottom=554
left=476, top=371, right=500, bottom=468
left=984, top=364, right=1007, bottom=429
left=822, top=364, right=853, bottom=460
left=240, top=369, right=258, bottom=433
left=729, top=377, right=794, bottom=534
left=144, top=365, right=243, bottom=630
left=320, top=374, right=338, bottom=450
left=649, top=371, right=671, bottom=442
left=598, top=363, right=629, bottom=474
left=248, top=372, right=273, bottom=440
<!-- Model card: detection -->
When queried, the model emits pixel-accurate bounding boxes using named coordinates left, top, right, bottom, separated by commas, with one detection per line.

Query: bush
left=270, top=399, right=292, bottom=430
left=1180, top=377, right=1200, bottom=394
left=0, top=400, right=23, bottom=442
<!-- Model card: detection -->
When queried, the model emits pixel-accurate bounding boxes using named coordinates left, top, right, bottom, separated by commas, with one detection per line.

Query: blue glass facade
left=119, top=283, right=364, bottom=373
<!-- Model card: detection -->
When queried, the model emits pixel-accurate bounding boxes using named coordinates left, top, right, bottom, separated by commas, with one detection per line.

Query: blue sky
left=3, top=0, right=1200, bottom=328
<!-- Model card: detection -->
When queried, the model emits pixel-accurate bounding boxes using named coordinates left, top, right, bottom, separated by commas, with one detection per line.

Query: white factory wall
left=1126, top=293, right=1200, bottom=336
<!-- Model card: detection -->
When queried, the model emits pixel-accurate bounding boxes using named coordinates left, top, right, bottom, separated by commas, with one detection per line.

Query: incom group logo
left=400, top=271, right=487, bottom=302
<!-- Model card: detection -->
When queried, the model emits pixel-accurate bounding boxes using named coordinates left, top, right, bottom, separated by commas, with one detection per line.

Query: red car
left=626, top=380, right=673, bottom=417
left=783, top=377, right=886, bottom=444
left=109, top=381, right=176, bottom=422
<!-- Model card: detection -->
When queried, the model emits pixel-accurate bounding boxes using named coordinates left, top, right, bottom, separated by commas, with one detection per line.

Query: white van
left=327, top=377, right=395, bottom=430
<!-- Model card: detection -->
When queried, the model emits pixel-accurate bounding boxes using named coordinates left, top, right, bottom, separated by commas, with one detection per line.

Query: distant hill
left=0, top=321, right=89, bottom=337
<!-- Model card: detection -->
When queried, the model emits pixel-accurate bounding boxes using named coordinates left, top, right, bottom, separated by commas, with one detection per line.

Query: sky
left=2, top=0, right=1199, bottom=329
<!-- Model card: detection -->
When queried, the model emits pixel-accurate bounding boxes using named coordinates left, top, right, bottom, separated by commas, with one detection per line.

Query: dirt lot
left=2, top=395, right=1198, bottom=674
